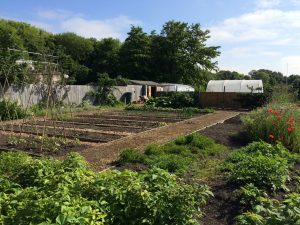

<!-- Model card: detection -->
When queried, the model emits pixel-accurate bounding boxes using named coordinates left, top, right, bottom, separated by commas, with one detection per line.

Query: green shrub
left=0, top=152, right=211, bottom=225
left=242, top=104, right=300, bottom=151
left=222, top=141, right=291, bottom=191
left=0, top=99, right=27, bottom=120
left=145, top=92, right=195, bottom=109
left=119, top=149, right=145, bottom=164
left=144, top=144, right=164, bottom=156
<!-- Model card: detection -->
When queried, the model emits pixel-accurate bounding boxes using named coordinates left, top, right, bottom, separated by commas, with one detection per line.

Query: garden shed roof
left=129, top=80, right=160, bottom=86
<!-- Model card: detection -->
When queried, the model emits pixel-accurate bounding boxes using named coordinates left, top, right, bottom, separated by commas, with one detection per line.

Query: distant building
left=206, top=80, right=263, bottom=93
left=160, top=83, right=195, bottom=92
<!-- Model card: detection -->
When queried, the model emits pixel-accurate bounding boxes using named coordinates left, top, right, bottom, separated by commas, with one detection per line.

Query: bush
left=222, top=142, right=291, bottom=191
left=242, top=103, right=300, bottom=151
left=0, top=152, right=211, bottom=225
left=145, top=92, right=195, bottom=109
left=119, top=149, right=145, bottom=164
left=0, top=99, right=27, bottom=120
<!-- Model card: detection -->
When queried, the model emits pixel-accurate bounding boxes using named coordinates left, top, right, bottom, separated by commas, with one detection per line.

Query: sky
left=1, top=0, right=300, bottom=75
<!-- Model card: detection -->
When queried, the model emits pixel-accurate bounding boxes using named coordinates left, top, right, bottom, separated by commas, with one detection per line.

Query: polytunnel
left=206, top=80, right=263, bottom=93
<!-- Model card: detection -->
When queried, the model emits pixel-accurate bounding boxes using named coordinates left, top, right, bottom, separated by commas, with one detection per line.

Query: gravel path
left=59, top=110, right=240, bottom=171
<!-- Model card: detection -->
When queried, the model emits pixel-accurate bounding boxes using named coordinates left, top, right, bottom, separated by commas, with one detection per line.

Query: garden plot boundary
left=61, top=110, right=240, bottom=171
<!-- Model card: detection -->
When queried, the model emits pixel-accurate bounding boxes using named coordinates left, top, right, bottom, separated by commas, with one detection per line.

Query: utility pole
left=286, top=63, right=288, bottom=93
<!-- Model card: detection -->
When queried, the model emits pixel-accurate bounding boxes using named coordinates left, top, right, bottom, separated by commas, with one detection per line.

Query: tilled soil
left=0, top=133, right=88, bottom=156
left=1, top=124, right=125, bottom=143
left=60, top=111, right=240, bottom=171
left=199, top=115, right=248, bottom=149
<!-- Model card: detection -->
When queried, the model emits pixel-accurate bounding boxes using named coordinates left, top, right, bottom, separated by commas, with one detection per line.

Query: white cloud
left=61, top=15, right=141, bottom=40
left=256, top=0, right=281, bottom=8
left=37, top=9, right=76, bottom=20
left=209, top=9, right=300, bottom=44
left=33, top=9, right=142, bottom=40
left=256, top=0, right=300, bottom=8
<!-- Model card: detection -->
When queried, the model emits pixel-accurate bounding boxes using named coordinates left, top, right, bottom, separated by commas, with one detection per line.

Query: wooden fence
left=198, top=92, right=266, bottom=109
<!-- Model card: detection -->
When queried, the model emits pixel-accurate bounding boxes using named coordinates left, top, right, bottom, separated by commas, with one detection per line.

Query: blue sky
left=1, top=0, right=300, bottom=75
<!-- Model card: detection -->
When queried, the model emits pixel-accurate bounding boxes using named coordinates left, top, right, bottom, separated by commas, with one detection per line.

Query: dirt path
left=61, top=110, right=240, bottom=171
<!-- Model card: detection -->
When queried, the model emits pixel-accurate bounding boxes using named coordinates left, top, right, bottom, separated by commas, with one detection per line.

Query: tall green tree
left=215, top=70, right=246, bottom=80
left=54, top=32, right=95, bottom=64
left=151, top=21, right=220, bottom=84
left=119, top=26, right=152, bottom=80
left=88, top=38, right=121, bottom=82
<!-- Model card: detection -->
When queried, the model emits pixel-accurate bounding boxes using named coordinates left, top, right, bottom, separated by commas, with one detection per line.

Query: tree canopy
left=0, top=18, right=299, bottom=92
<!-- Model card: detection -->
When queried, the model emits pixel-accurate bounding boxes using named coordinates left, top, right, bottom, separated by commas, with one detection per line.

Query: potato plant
left=222, top=142, right=292, bottom=191
left=0, top=152, right=212, bottom=225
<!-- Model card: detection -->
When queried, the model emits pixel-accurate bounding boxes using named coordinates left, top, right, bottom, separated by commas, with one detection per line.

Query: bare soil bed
left=199, top=115, right=250, bottom=225
left=0, top=108, right=200, bottom=157
left=76, top=114, right=186, bottom=123
left=0, top=133, right=88, bottom=156
left=59, top=117, right=161, bottom=128
left=25, top=120, right=145, bottom=133
left=1, top=124, right=125, bottom=143
left=199, top=115, right=248, bottom=149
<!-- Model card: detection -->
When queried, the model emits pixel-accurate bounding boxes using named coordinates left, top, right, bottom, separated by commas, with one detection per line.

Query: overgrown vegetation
left=145, top=93, right=196, bottom=108
left=119, top=133, right=227, bottom=176
left=242, top=103, right=300, bottom=151
left=0, top=152, right=212, bottom=224
left=86, top=73, right=128, bottom=106
left=0, top=99, right=27, bottom=120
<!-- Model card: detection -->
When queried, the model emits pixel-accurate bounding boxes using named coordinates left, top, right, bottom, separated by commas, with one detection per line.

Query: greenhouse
left=206, top=80, right=263, bottom=93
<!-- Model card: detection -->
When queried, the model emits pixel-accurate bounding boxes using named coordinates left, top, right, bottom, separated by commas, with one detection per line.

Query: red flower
left=289, top=117, right=295, bottom=123
left=278, top=137, right=283, bottom=141
left=287, top=127, right=295, bottom=132
left=274, top=111, right=280, bottom=116
left=269, top=134, right=275, bottom=139
left=267, top=108, right=273, bottom=113
left=277, top=116, right=282, bottom=119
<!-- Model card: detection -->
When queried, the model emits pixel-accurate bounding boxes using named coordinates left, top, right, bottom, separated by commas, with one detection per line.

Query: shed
left=206, top=80, right=263, bottom=93
left=161, top=83, right=195, bottom=92
left=129, top=80, right=162, bottom=97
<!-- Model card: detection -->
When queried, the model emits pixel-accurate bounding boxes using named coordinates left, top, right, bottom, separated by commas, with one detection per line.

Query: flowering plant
left=242, top=103, right=300, bottom=151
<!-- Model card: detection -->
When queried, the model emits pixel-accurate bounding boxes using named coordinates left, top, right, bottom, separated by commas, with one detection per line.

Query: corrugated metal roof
left=129, top=80, right=160, bottom=86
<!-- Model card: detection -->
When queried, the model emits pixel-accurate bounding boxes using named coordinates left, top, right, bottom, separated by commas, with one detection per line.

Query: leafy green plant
left=222, top=142, right=291, bottom=191
left=0, top=152, right=212, bottom=225
left=235, top=193, right=300, bottom=225
left=0, top=99, right=27, bottom=120
left=145, top=93, right=195, bottom=109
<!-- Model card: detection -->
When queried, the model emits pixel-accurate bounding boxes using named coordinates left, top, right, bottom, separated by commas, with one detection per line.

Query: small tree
left=90, top=73, right=128, bottom=106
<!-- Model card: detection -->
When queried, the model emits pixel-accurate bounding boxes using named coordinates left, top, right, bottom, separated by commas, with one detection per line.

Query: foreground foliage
left=0, top=152, right=211, bottom=224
